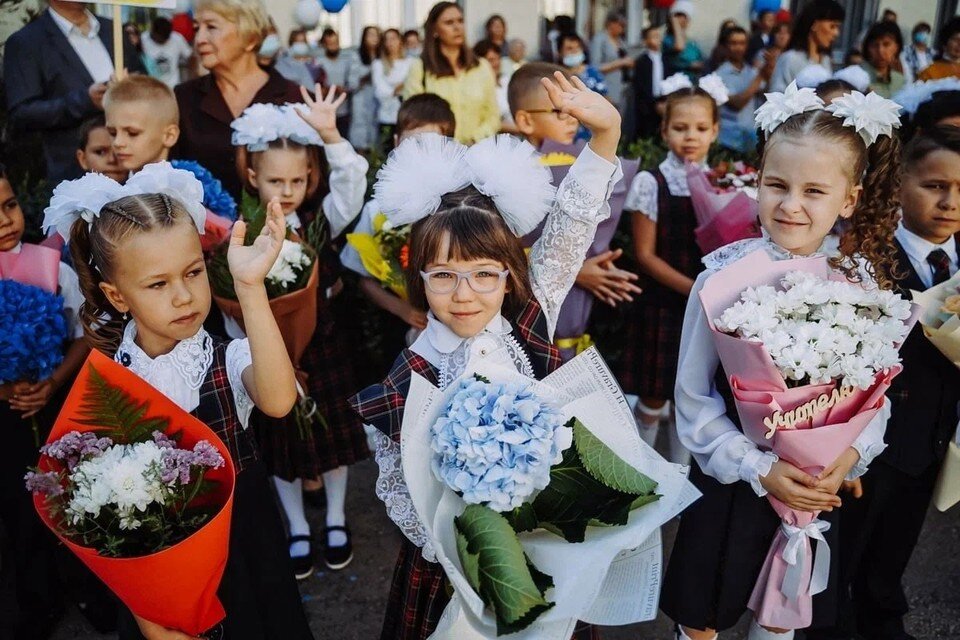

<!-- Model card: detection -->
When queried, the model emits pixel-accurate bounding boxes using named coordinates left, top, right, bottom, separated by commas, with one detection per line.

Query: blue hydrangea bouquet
left=400, top=348, right=700, bottom=639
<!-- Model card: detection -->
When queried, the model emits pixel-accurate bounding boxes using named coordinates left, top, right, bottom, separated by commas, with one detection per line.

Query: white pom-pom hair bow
left=660, top=72, right=730, bottom=106
left=43, top=162, right=207, bottom=241
left=373, top=133, right=556, bottom=237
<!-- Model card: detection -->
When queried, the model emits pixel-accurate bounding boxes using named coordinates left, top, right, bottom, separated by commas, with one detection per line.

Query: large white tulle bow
left=43, top=162, right=207, bottom=241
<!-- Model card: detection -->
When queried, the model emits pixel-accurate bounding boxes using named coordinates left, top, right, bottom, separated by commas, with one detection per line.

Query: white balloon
left=294, top=0, right=322, bottom=29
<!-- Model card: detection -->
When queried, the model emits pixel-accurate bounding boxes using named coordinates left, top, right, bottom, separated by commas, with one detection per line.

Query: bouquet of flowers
left=27, top=351, right=235, bottom=635
left=345, top=212, right=410, bottom=299
left=910, top=271, right=960, bottom=512
left=170, top=160, right=238, bottom=252
left=700, top=250, right=916, bottom=629
left=402, top=349, right=699, bottom=638
left=686, top=161, right=762, bottom=254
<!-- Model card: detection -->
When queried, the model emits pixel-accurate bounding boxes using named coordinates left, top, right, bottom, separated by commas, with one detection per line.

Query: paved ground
left=49, top=426, right=960, bottom=640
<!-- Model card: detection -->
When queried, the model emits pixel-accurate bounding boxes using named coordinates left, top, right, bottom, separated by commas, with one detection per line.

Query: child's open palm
left=540, top=71, right=620, bottom=138
left=296, top=83, right=346, bottom=143
left=228, top=198, right=286, bottom=292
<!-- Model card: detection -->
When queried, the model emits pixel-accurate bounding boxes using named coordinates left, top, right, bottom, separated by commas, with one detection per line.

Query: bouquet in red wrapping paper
left=686, top=161, right=762, bottom=254
left=26, top=350, right=235, bottom=636
left=698, top=249, right=917, bottom=630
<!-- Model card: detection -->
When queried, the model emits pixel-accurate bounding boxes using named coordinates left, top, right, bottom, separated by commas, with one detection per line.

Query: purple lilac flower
left=191, top=441, right=225, bottom=470
left=41, top=431, right=114, bottom=470
left=158, top=440, right=225, bottom=485
left=24, top=471, right=64, bottom=497
left=152, top=431, right=176, bottom=449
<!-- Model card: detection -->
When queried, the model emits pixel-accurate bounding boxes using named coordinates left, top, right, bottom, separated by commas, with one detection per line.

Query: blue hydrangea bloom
left=170, top=160, right=238, bottom=221
left=430, top=378, right=571, bottom=512
left=0, top=280, right=68, bottom=384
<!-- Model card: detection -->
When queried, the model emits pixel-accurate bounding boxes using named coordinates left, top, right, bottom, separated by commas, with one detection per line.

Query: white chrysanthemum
left=826, top=90, right=902, bottom=146
left=754, top=81, right=825, bottom=135
left=661, top=72, right=693, bottom=96
left=698, top=73, right=730, bottom=106
left=267, top=240, right=312, bottom=287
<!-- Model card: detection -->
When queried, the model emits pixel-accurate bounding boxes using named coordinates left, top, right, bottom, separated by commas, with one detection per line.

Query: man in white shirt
left=3, top=0, right=143, bottom=182
left=141, top=17, right=193, bottom=88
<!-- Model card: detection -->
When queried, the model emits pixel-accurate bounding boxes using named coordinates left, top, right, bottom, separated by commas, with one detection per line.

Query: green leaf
left=572, top=418, right=659, bottom=496
left=504, top=502, right=538, bottom=533
left=454, top=504, right=554, bottom=635
left=71, top=363, right=171, bottom=444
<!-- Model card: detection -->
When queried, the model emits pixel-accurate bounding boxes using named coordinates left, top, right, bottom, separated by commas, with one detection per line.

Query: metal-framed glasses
left=525, top=108, right=575, bottom=122
left=419, top=269, right=510, bottom=295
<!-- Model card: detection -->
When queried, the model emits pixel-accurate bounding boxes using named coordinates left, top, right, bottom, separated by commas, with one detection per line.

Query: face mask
left=290, top=43, right=310, bottom=58
left=258, top=34, right=280, bottom=58
left=563, top=52, right=585, bottom=67
left=914, top=31, right=930, bottom=46
left=407, top=47, right=422, bottom=58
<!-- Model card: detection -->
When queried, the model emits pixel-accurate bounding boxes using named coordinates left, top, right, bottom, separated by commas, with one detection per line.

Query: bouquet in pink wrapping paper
left=686, top=162, right=762, bottom=254
left=698, top=249, right=917, bottom=630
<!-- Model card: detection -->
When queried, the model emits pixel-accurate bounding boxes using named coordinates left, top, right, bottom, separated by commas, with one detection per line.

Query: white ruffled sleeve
left=624, top=170, right=659, bottom=221
left=322, top=141, right=370, bottom=238
left=847, top=397, right=889, bottom=479
left=224, top=338, right=255, bottom=430
left=675, top=270, right=780, bottom=497
left=529, top=144, right=621, bottom=340
left=339, top=199, right=378, bottom=277
left=57, top=262, right=85, bottom=339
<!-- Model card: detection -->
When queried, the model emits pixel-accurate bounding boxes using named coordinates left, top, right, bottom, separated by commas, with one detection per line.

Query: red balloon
left=652, top=0, right=675, bottom=7
left=321, top=0, right=350, bottom=12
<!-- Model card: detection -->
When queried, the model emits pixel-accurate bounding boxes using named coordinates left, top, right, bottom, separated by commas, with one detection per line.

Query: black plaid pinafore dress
left=117, top=338, right=314, bottom=640
left=254, top=208, right=369, bottom=481
left=351, top=300, right=599, bottom=640
left=619, top=169, right=703, bottom=398
left=659, top=369, right=840, bottom=631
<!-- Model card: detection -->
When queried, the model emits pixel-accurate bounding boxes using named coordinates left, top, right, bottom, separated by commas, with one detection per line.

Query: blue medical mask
left=914, top=31, right=930, bottom=46
left=258, top=34, right=281, bottom=58
left=563, top=52, right=585, bottom=67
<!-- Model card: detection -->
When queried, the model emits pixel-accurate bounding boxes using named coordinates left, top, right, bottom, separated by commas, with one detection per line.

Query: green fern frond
left=71, top=363, right=170, bottom=444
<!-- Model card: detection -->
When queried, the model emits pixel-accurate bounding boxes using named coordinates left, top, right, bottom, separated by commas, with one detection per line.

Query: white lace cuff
left=624, top=171, right=659, bottom=221
left=847, top=398, right=890, bottom=480
left=740, top=448, right=779, bottom=497
left=225, top=338, right=254, bottom=430
left=562, top=144, right=621, bottom=221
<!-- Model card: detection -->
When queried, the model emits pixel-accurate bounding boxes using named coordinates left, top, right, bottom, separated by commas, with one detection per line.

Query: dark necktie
left=927, top=248, right=952, bottom=286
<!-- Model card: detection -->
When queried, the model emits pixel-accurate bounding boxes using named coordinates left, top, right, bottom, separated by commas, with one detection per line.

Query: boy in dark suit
left=809, top=125, right=960, bottom=640
left=633, top=26, right=665, bottom=140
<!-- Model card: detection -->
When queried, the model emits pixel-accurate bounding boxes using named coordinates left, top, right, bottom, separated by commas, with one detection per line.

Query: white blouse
left=115, top=321, right=255, bottom=430
left=675, top=237, right=890, bottom=497
left=624, top=152, right=708, bottom=222
left=373, top=144, right=622, bottom=560
left=7, top=242, right=84, bottom=340
left=372, top=57, right=413, bottom=125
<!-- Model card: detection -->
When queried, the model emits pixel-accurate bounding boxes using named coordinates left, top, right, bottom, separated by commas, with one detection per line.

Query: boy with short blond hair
left=103, top=74, right=180, bottom=173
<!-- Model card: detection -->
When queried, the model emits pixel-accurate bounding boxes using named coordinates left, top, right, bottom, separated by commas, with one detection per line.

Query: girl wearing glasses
left=351, top=72, right=622, bottom=640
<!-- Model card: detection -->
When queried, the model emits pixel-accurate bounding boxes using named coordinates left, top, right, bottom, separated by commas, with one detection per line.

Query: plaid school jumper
left=619, top=169, right=703, bottom=398
left=351, top=299, right=600, bottom=640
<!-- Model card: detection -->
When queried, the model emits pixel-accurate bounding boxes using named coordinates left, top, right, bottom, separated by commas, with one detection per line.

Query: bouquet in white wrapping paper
left=400, top=348, right=699, bottom=639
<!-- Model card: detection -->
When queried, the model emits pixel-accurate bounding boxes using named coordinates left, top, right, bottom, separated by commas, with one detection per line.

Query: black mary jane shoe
left=289, top=534, right=314, bottom=581
left=322, top=525, right=353, bottom=570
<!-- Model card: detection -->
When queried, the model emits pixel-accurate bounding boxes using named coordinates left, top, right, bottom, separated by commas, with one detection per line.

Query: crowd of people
left=1, top=0, right=959, bottom=639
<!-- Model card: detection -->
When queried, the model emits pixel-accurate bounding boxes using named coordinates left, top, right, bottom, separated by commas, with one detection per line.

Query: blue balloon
left=753, top=0, right=781, bottom=13
left=321, top=0, right=349, bottom=12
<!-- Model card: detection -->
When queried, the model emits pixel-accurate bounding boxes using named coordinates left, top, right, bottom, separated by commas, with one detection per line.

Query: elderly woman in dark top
left=173, top=0, right=302, bottom=197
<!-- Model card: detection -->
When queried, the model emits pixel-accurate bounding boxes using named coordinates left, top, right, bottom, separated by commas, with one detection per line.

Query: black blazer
left=880, top=238, right=960, bottom=477
left=632, top=51, right=661, bottom=139
left=3, top=10, right=143, bottom=183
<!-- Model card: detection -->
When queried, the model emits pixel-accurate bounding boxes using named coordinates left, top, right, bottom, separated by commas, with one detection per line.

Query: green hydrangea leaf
left=454, top=504, right=554, bottom=635
left=572, top=418, right=659, bottom=496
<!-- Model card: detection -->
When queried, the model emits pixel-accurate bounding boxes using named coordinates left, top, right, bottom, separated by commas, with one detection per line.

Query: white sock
left=676, top=627, right=716, bottom=640
left=639, top=420, right=660, bottom=447
left=323, top=466, right=348, bottom=547
left=747, top=619, right=794, bottom=640
left=273, top=477, right=310, bottom=557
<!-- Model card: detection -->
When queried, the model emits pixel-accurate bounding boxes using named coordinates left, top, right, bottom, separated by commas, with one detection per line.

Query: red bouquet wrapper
left=698, top=249, right=915, bottom=629
left=0, top=243, right=60, bottom=293
left=33, top=351, right=235, bottom=635
left=201, top=209, right=234, bottom=253
left=686, top=163, right=761, bottom=255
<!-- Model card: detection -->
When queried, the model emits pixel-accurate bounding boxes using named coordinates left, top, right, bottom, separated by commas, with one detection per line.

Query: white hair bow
left=43, top=162, right=207, bottom=241
left=660, top=72, right=730, bottom=106
left=373, top=133, right=556, bottom=237
left=231, top=103, right=323, bottom=151
left=754, top=81, right=825, bottom=136
left=893, top=78, right=960, bottom=116
left=826, top=90, right=902, bottom=146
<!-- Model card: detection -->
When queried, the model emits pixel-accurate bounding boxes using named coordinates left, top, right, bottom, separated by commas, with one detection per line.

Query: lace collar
left=702, top=234, right=833, bottom=271
left=659, top=152, right=709, bottom=197
left=115, top=320, right=214, bottom=391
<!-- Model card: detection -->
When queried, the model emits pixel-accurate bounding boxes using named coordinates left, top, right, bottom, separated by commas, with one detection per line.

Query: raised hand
left=541, top=71, right=621, bottom=161
left=296, top=83, right=347, bottom=144
left=227, top=197, right=286, bottom=294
